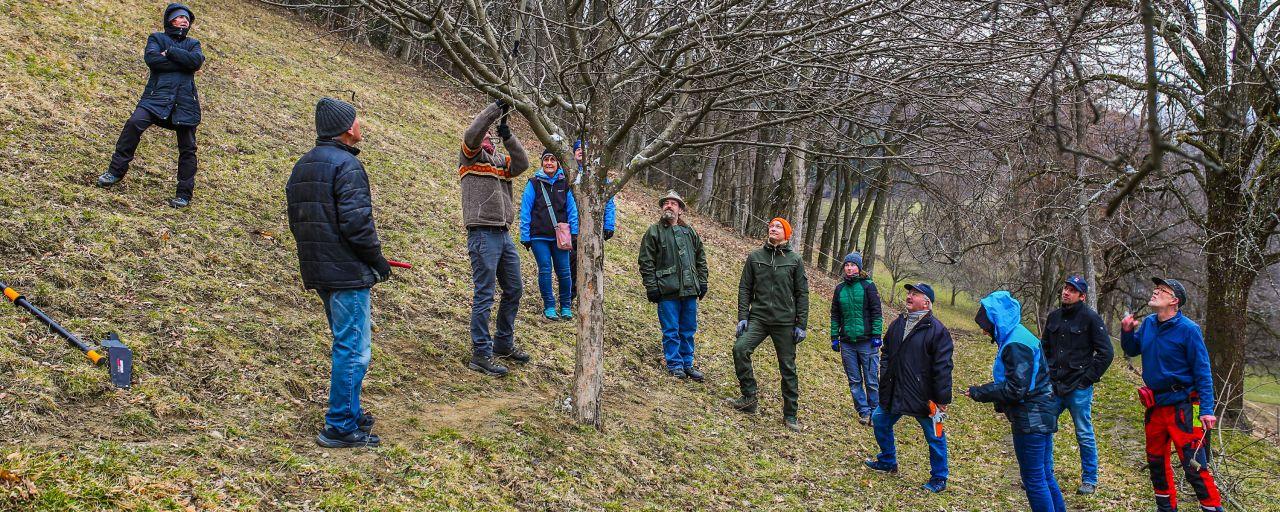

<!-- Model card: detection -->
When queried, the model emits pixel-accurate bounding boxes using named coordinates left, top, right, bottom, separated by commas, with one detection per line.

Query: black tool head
left=100, top=332, right=132, bottom=389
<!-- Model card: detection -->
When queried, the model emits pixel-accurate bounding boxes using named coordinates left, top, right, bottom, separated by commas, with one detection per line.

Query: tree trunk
left=571, top=164, right=608, bottom=430
left=1203, top=188, right=1255, bottom=423
left=789, top=139, right=808, bottom=246
left=803, top=162, right=830, bottom=263
left=862, top=177, right=888, bottom=275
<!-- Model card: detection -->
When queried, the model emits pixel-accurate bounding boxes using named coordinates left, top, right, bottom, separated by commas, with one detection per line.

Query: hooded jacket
left=830, top=273, right=883, bottom=342
left=519, top=168, right=579, bottom=242
left=1121, top=312, right=1215, bottom=413
left=137, top=3, right=204, bottom=126
left=969, top=292, right=1058, bottom=435
left=737, top=242, right=809, bottom=327
left=879, top=310, right=954, bottom=417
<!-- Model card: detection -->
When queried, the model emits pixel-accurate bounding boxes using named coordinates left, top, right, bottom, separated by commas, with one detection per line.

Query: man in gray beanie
left=286, top=97, right=390, bottom=448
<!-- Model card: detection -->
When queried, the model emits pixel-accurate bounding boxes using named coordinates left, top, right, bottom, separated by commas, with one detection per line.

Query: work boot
left=858, top=414, right=872, bottom=426
left=495, top=347, right=531, bottom=364
left=1076, top=483, right=1096, bottom=495
left=669, top=367, right=688, bottom=380
left=725, top=395, right=757, bottom=414
left=784, top=416, right=800, bottom=432
left=357, top=413, right=375, bottom=433
left=315, top=427, right=380, bottom=448
left=467, top=355, right=509, bottom=377
left=684, top=366, right=704, bottom=383
left=921, top=477, right=947, bottom=493
left=96, top=171, right=122, bottom=187
left=863, top=459, right=898, bottom=474
left=168, top=196, right=190, bottom=208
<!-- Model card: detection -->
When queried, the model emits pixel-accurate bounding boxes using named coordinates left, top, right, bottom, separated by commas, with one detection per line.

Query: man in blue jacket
left=1120, top=277, right=1222, bottom=512
left=98, top=4, right=205, bottom=209
left=286, top=97, right=390, bottom=449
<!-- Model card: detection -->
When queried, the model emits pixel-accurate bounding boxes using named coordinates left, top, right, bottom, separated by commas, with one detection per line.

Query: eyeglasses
left=1152, top=287, right=1174, bottom=296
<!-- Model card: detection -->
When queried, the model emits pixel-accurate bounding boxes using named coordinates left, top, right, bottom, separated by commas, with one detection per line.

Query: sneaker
left=495, top=347, right=531, bottom=364
left=467, top=355, right=509, bottom=377
left=863, top=459, right=898, bottom=474
left=315, top=426, right=380, bottom=448
left=168, top=197, right=190, bottom=208
left=669, top=367, right=688, bottom=380
left=544, top=308, right=560, bottom=321
left=725, top=395, right=758, bottom=414
left=559, top=307, right=572, bottom=320
left=784, top=416, right=800, bottom=432
left=684, top=366, right=705, bottom=382
left=858, top=414, right=872, bottom=426
left=357, top=413, right=375, bottom=433
left=96, top=172, right=122, bottom=187
left=921, top=478, right=947, bottom=493
left=1077, top=483, right=1096, bottom=495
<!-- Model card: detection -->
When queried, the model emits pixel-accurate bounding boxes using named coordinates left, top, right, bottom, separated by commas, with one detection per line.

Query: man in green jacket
left=638, top=190, right=709, bottom=381
left=727, top=217, right=810, bottom=431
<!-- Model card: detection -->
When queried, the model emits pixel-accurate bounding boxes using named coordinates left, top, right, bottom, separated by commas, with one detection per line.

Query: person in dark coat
left=1042, top=275, right=1113, bottom=494
left=965, top=291, right=1065, bottom=512
left=286, top=97, right=390, bottom=449
left=98, top=3, right=205, bottom=208
left=864, top=283, right=953, bottom=494
left=637, top=190, right=709, bottom=381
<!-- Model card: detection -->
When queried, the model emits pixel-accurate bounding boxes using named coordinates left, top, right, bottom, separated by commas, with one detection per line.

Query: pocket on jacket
left=656, top=267, right=678, bottom=295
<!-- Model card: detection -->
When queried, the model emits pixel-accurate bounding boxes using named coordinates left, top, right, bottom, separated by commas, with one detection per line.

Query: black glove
left=496, top=123, right=513, bottom=140
left=374, top=262, right=392, bottom=283
left=494, top=98, right=509, bottom=112
left=604, top=229, right=615, bottom=241
left=646, top=289, right=662, bottom=303
left=521, top=241, right=532, bottom=251
left=697, top=283, right=707, bottom=299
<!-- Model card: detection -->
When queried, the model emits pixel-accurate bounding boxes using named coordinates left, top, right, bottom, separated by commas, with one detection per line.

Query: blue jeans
left=839, top=341, right=879, bottom=416
left=1013, top=432, right=1067, bottom=512
left=657, top=298, right=698, bottom=370
left=529, top=239, right=572, bottom=310
left=1054, top=385, right=1099, bottom=485
left=468, top=229, right=523, bottom=357
left=871, top=406, right=948, bottom=480
left=318, top=288, right=372, bottom=434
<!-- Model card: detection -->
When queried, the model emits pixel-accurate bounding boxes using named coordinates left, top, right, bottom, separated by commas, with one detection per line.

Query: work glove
left=646, top=289, right=662, bottom=303
left=496, top=123, right=513, bottom=140
left=374, top=264, right=392, bottom=283
left=870, top=336, right=882, bottom=348
left=736, top=320, right=747, bottom=337
left=793, top=327, right=807, bottom=343
left=698, top=283, right=708, bottom=300
left=604, top=229, right=615, bottom=241
left=521, top=241, right=532, bottom=251
left=494, top=98, right=509, bottom=113
left=831, top=337, right=841, bottom=352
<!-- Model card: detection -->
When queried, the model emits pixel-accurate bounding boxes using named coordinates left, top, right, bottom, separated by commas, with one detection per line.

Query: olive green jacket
left=738, top=242, right=809, bottom=327
left=638, top=222, right=708, bottom=301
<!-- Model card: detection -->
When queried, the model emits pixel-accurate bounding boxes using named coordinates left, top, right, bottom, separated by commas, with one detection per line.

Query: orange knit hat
left=770, top=217, right=792, bottom=240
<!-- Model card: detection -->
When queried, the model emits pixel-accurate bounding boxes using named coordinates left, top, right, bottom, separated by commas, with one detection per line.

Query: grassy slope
left=0, top=0, right=1277, bottom=510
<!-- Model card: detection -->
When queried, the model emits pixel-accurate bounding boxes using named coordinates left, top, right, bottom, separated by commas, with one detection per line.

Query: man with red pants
left=1121, top=277, right=1222, bottom=512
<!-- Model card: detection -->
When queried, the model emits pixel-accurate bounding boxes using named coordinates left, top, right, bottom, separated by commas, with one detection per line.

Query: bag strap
left=538, top=180, right=559, bottom=224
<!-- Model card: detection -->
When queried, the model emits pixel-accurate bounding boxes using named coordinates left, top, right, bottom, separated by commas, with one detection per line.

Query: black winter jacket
left=286, top=139, right=390, bottom=290
left=1043, top=302, right=1114, bottom=396
left=879, top=312, right=954, bottom=417
left=137, top=4, right=204, bottom=127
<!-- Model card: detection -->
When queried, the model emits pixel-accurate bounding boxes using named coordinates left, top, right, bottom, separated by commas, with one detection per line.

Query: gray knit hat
left=315, top=97, right=357, bottom=139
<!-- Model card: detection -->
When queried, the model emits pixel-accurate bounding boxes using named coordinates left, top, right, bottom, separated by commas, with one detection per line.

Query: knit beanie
left=844, top=252, right=863, bottom=269
left=541, top=147, right=557, bottom=159
left=771, top=217, right=793, bottom=240
left=315, top=97, right=357, bottom=139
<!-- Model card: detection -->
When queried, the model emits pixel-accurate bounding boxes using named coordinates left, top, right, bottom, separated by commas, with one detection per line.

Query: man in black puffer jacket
left=98, top=4, right=205, bottom=208
left=287, top=97, right=391, bottom=449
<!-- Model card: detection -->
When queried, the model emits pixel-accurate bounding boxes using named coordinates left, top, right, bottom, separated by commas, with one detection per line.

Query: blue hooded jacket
left=1121, top=312, right=1215, bottom=413
left=520, top=168, right=579, bottom=243
left=969, top=291, right=1057, bottom=435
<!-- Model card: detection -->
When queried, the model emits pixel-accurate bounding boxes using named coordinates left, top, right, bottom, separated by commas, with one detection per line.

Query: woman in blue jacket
left=520, top=149, right=579, bottom=321
left=964, top=291, right=1065, bottom=512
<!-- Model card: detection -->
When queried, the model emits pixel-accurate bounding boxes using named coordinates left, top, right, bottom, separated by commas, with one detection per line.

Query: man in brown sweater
left=462, top=100, right=531, bottom=377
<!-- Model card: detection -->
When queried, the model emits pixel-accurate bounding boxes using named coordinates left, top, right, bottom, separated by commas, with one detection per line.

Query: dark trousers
left=732, top=320, right=798, bottom=418
left=467, top=227, right=523, bottom=358
left=108, top=107, right=198, bottom=199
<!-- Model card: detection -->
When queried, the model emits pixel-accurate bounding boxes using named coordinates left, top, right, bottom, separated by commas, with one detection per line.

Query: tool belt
left=1137, top=383, right=1191, bottom=410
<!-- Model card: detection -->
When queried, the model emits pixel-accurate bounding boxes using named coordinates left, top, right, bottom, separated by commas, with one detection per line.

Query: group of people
left=103, top=7, right=1227, bottom=511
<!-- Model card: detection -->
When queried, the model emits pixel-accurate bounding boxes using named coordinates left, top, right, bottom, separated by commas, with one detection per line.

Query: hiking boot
left=858, top=414, right=872, bottom=426
left=168, top=196, right=190, bottom=208
left=863, top=459, right=898, bottom=474
left=669, top=367, right=688, bottom=380
left=1077, top=482, right=1096, bottom=495
left=684, top=366, right=704, bottom=382
left=559, top=307, right=572, bottom=320
left=725, top=395, right=758, bottom=414
left=315, top=427, right=380, bottom=448
left=467, top=355, right=509, bottom=377
left=96, top=172, right=122, bottom=187
left=357, top=413, right=375, bottom=433
left=784, top=416, right=800, bottom=432
left=544, top=308, right=560, bottom=321
left=921, top=478, right=947, bottom=493
left=495, top=347, right=531, bottom=364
